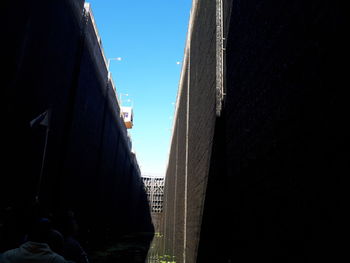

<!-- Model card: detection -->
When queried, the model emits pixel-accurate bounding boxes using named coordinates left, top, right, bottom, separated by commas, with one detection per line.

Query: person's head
left=48, top=229, right=64, bottom=255
left=58, top=210, right=78, bottom=237
left=27, top=217, right=51, bottom=243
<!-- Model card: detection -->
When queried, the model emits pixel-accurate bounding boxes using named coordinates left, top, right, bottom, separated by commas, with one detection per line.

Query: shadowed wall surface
left=162, top=0, right=346, bottom=262
left=1, top=0, right=154, bottom=257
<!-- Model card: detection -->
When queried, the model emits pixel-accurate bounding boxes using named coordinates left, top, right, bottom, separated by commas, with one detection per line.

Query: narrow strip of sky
left=87, top=0, right=192, bottom=176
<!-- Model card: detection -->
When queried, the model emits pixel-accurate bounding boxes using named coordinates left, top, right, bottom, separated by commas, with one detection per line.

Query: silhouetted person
left=58, top=211, right=89, bottom=263
left=48, top=229, right=65, bottom=256
left=0, top=207, right=26, bottom=252
left=0, top=218, right=73, bottom=263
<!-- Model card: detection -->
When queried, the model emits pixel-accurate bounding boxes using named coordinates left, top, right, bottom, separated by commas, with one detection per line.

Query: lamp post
left=107, top=57, right=122, bottom=70
left=120, top=93, right=129, bottom=106
left=107, top=57, right=122, bottom=92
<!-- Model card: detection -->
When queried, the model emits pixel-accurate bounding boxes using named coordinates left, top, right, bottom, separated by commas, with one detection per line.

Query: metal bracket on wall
left=216, top=0, right=225, bottom=117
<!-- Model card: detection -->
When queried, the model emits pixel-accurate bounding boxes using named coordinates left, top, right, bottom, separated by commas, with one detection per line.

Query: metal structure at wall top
left=142, top=176, right=164, bottom=214
left=121, top=106, right=133, bottom=129
left=142, top=175, right=165, bottom=178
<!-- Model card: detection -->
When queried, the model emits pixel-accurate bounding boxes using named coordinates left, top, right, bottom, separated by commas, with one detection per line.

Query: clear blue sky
left=87, top=0, right=192, bottom=176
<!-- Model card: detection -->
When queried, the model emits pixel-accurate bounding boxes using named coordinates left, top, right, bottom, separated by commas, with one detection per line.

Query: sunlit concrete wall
left=161, top=0, right=217, bottom=262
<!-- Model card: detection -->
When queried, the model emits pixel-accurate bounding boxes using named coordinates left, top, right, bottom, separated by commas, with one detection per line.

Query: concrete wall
left=1, top=0, right=153, bottom=256
left=161, top=1, right=217, bottom=262
left=162, top=0, right=346, bottom=262
left=219, top=1, right=345, bottom=261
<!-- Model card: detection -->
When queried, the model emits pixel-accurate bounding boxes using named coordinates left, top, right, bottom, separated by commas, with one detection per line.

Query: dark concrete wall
left=162, top=0, right=347, bottom=262
left=200, top=0, right=347, bottom=262
left=1, top=0, right=153, bottom=255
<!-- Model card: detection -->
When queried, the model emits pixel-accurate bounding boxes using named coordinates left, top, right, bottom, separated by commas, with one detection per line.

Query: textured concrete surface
left=162, top=0, right=346, bottom=262
left=162, top=0, right=217, bottom=262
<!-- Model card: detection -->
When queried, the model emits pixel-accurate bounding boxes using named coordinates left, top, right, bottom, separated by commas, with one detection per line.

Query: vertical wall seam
left=172, top=118, right=178, bottom=259
left=183, top=48, right=190, bottom=263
